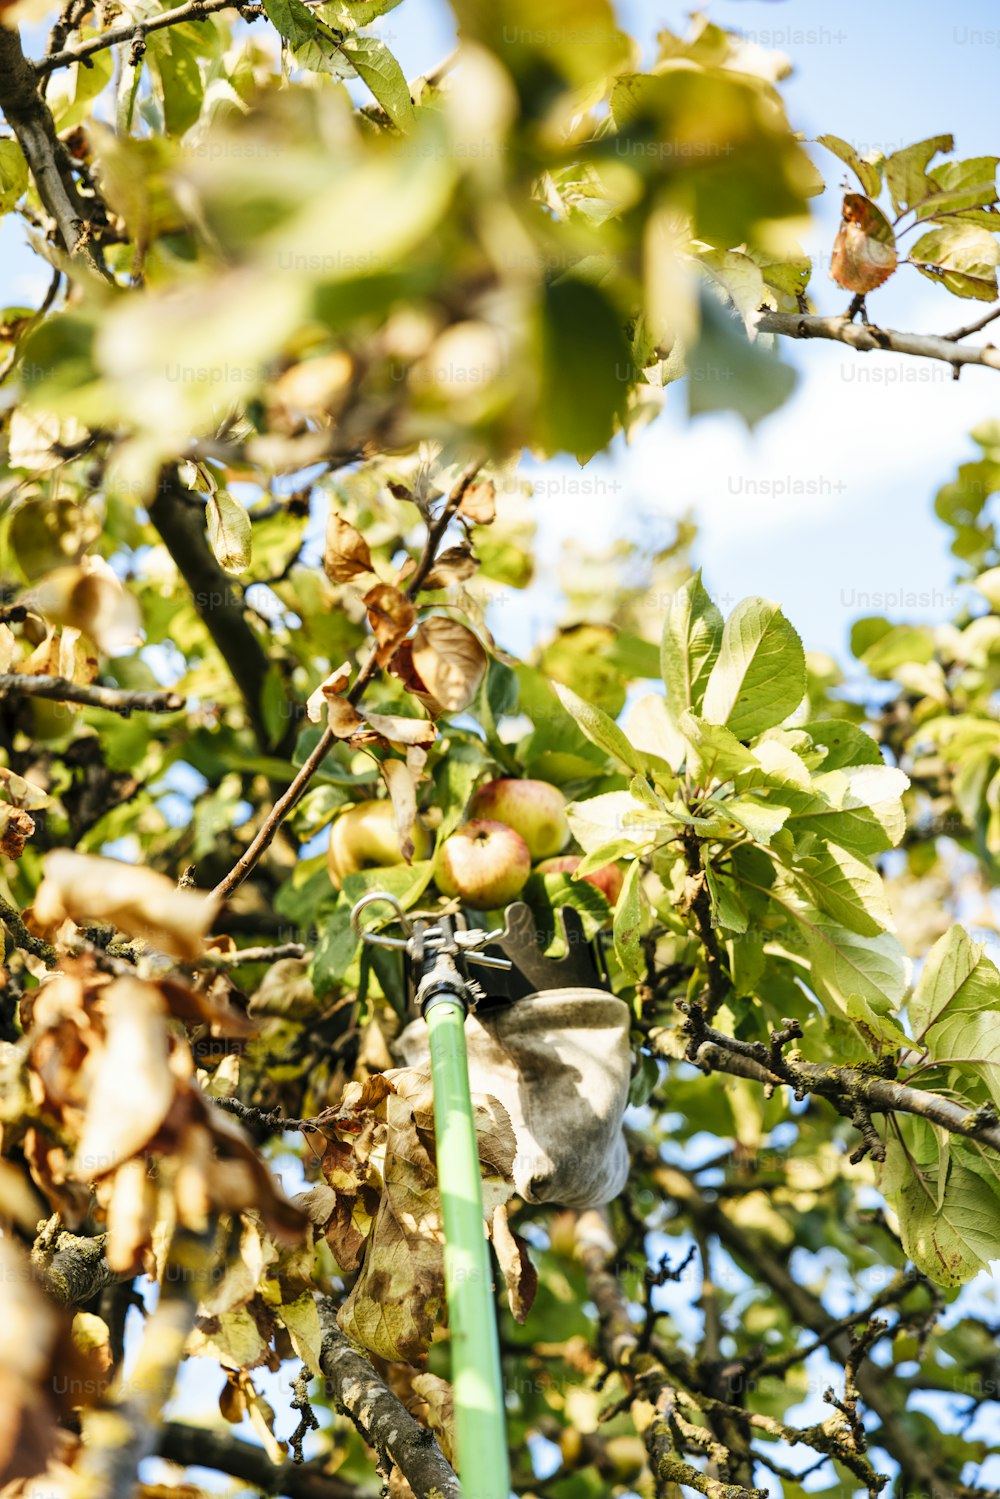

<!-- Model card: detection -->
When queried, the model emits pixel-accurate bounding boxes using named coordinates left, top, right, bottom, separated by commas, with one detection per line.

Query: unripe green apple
left=436, top=818, right=531, bottom=910
left=467, top=777, right=569, bottom=860
left=327, top=800, right=429, bottom=888
left=537, top=854, right=624, bottom=908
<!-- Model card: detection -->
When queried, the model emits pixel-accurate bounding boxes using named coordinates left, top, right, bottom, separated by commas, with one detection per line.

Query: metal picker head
left=351, top=891, right=610, bottom=1011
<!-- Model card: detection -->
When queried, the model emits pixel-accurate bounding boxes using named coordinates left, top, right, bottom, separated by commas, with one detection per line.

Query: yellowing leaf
left=410, top=615, right=487, bottom=714
left=75, top=979, right=174, bottom=1180
left=206, top=491, right=252, bottom=575
left=324, top=510, right=374, bottom=583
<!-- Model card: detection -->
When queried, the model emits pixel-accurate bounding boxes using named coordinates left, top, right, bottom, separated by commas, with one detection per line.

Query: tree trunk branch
left=0, top=23, right=105, bottom=272
left=754, top=308, right=1000, bottom=375
left=316, top=1298, right=461, bottom=1499
left=149, top=476, right=292, bottom=755
left=684, top=1033, right=1000, bottom=1155
left=0, top=674, right=184, bottom=715
left=158, top=1421, right=360, bottom=1499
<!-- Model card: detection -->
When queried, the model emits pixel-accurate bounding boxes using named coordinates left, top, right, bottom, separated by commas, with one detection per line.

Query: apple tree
left=1, top=3, right=1000, bottom=1498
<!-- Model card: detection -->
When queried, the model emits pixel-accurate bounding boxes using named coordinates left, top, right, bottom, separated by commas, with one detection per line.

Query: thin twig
left=943, top=303, right=1000, bottom=341
left=194, top=942, right=307, bottom=967
left=34, top=0, right=261, bottom=74
left=0, top=674, right=184, bottom=715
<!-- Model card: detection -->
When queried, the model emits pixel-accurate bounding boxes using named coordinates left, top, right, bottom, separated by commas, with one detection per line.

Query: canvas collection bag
left=395, top=989, right=633, bottom=1209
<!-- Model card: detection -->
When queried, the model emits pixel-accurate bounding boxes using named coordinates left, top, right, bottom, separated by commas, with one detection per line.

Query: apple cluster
left=327, top=778, right=623, bottom=913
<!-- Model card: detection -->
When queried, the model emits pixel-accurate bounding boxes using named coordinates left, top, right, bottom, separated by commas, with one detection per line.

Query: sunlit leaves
left=910, top=223, right=1000, bottom=300
left=660, top=571, right=722, bottom=721
left=701, top=596, right=805, bottom=740
left=0, top=138, right=28, bottom=214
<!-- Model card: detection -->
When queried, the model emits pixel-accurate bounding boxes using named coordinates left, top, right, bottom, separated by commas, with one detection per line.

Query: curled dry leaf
left=490, top=1204, right=538, bottom=1324
left=305, top=660, right=352, bottom=724
left=831, top=192, right=898, bottom=294
left=422, top=544, right=479, bottom=590
left=324, top=510, right=374, bottom=583
left=312, top=1067, right=515, bottom=1364
left=364, top=583, right=416, bottom=668
left=74, top=978, right=174, bottom=1180
left=206, top=491, right=253, bottom=576
left=410, top=1372, right=455, bottom=1465
left=363, top=710, right=437, bottom=746
left=409, top=615, right=488, bottom=714
left=0, top=805, right=36, bottom=859
left=380, top=757, right=418, bottom=863
left=29, top=557, right=141, bottom=657
left=458, top=478, right=496, bottom=525
left=33, top=851, right=220, bottom=961
left=0, top=1237, right=61, bottom=1485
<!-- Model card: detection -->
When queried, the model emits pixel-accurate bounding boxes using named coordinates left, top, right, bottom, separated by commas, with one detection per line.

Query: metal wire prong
left=350, top=889, right=414, bottom=949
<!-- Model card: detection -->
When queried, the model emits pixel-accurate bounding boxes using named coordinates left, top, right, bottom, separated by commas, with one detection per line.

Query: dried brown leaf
left=458, top=479, right=496, bottom=525
left=380, top=758, right=418, bottom=863
left=490, top=1204, right=538, bottom=1324
left=364, top=583, right=416, bottom=668
left=324, top=510, right=374, bottom=583
left=422, top=545, right=479, bottom=590
left=74, top=978, right=175, bottom=1180
left=33, top=851, right=220, bottom=961
left=410, top=616, right=488, bottom=715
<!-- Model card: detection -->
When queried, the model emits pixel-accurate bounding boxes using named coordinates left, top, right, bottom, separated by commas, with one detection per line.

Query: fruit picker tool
left=350, top=894, right=611, bottom=1498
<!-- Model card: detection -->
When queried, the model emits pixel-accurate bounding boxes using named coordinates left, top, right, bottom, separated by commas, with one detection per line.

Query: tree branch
left=754, top=308, right=1000, bottom=375
left=0, top=24, right=105, bottom=273
left=33, top=0, right=261, bottom=75
left=316, top=1298, right=461, bottom=1499
left=683, top=1031, right=1000, bottom=1156
left=0, top=674, right=184, bottom=716
left=158, top=1421, right=359, bottom=1499
left=149, top=475, right=292, bottom=755
left=210, top=462, right=482, bottom=902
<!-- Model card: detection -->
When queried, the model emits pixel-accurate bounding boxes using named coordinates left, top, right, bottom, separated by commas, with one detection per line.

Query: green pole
left=424, top=991, right=510, bottom=1499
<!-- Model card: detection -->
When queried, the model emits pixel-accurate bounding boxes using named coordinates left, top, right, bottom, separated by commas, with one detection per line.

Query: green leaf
left=803, top=916, right=909, bottom=1020
left=705, top=863, right=748, bottom=934
left=628, top=1051, right=660, bottom=1107
left=800, top=720, right=883, bottom=772
left=147, top=29, right=205, bottom=137
left=910, top=925, right=997, bottom=1040
left=338, top=35, right=415, bottom=132
left=660, top=572, right=723, bottom=720
left=789, top=842, right=891, bottom=937
left=310, top=900, right=360, bottom=995
left=263, top=0, right=323, bottom=48
left=688, top=291, right=797, bottom=430
left=260, top=665, right=289, bottom=750
left=882, top=1123, right=1000, bottom=1287
left=701, top=598, right=806, bottom=741
left=816, top=134, right=882, bottom=198
left=917, top=155, right=999, bottom=220
left=538, top=279, right=630, bottom=461
left=911, top=223, right=999, bottom=301
left=613, top=859, right=644, bottom=979
left=676, top=711, right=757, bottom=782
left=566, top=791, right=663, bottom=857
left=552, top=681, right=645, bottom=774
left=206, top=491, right=252, bottom=575
left=884, top=134, right=954, bottom=214
left=0, top=140, right=28, bottom=215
